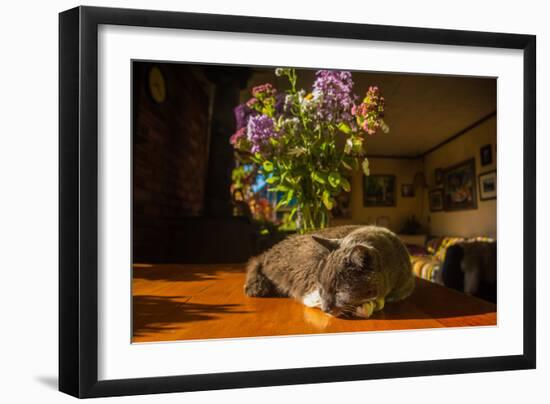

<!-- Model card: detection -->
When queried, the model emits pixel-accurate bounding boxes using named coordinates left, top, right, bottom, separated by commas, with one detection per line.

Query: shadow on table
left=132, top=295, right=252, bottom=339
left=132, top=263, right=245, bottom=283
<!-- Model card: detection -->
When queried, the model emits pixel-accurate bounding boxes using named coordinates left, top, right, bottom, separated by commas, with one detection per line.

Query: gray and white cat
left=244, top=225, right=414, bottom=318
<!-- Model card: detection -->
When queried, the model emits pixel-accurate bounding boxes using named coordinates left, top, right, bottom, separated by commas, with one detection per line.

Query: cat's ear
left=312, top=235, right=341, bottom=252
left=349, top=245, right=374, bottom=268
left=349, top=244, right=380, bottom=270
left=350, top=245, right=379, bottom=269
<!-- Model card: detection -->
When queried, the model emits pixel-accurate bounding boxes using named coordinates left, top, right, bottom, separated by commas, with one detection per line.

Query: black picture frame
left=480, top=144, right=493, bottom=166
left=59, top=6, right=536, bottom=398
left=479, top=170, right=497, bottom=201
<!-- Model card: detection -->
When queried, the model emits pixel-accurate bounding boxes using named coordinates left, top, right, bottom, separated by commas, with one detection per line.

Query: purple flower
left=234, top=103, right=257, bottom=130
left=274, top=93, right=286, bottom=115
left=247, top=115, right=277, bottom=153
left=312, top=70, right=355, bottom=124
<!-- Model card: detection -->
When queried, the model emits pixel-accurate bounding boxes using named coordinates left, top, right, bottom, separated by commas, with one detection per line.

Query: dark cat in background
left=244, top=225, right=414, bottom=318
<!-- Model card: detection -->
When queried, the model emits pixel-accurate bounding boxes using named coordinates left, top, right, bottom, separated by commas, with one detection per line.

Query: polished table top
left=132, top=263, right=496, bottom=343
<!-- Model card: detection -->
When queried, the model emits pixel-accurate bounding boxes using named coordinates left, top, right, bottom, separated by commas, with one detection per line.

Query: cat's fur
left=244, top=225, right=414, bottom=318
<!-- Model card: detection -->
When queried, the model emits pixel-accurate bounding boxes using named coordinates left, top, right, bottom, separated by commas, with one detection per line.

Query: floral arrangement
left=230, top=68, right=387, bottom=232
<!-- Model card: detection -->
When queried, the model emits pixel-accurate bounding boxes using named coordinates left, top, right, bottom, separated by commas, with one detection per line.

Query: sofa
left=402, top=235, right=497, bottom=303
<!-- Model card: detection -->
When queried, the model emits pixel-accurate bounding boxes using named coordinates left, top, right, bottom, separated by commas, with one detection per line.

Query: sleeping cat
left=244, top=225, right=414, bottom=318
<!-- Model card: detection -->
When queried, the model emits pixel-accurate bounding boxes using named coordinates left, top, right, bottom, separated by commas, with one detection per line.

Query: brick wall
left=133, top=62, right=212, bottom=261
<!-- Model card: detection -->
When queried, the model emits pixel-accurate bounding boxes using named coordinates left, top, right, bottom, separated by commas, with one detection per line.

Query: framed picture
left=479, top=170, right=497, bottom=201
left=401, top=184, right=415, bottom=197
left=442, top=158, right=478, bottom=211
left=434, top=168, right=443, bottom=186
left=363, top=175, right=396, bottom=206
left=428, top=189, right=444, bottom=212
left=59, top=6, right=536, bottom=399
left=480, top=144, right=493, bottom=166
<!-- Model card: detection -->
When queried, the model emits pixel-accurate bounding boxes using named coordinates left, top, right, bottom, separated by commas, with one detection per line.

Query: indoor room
left=132, top=62, right=497, bottom=343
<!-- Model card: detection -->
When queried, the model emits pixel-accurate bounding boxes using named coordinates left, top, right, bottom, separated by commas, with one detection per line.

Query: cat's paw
left=244, top=276, right=274, bottom=297
left=355, top=298, right=385, bottom=318
left=356, top=301, right=375, bottom=318
left=302, top=290, right=322, bottom=308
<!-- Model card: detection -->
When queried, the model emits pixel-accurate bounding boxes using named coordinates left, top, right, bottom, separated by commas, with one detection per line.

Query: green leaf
left=338, top=122, right=352, bottom=134
left=289, top=207, right=298, bottom=220
left=342, top=159, right=353, bottom=170
left=328, top=172, right=341, bottom=188
left=265, top=176, right=279, bottom=184
left=311, top=171, right=326, bottom=184
left=285, top=189, right=295, bottom=204
left=362, top=158, right=370, bottom=176
left=274, top=184, right=291, bottom=192
left=340, top=177, right=351, bottom=192
left=263, top=161, right=274, bottom=172
left=322, top=190, right=335, bottom=210
left=276, top=198, right=289, bottom=209
left=275, top=190, right=294, bottom=209
left=352, top=137, right=364, bottom=153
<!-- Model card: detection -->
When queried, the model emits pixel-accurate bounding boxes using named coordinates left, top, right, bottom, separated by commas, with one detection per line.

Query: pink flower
left=230, top=127, right=246, bottom=145
left=252, top=83, right=277, bottom=98
left=246, top=98, right=259, bottom=108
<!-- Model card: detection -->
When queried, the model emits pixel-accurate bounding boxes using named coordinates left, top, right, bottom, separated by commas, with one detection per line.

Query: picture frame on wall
left=428, top=189, right=444, bottom=212
left=480, top=144, right=493, bottom=166
left=479, top=170, right=497, bottom=201
left=59, top=6, right=536, bottom=398
left=363, top=174, right=397, bottom=207
left=442, top=158, right=478, bottom=211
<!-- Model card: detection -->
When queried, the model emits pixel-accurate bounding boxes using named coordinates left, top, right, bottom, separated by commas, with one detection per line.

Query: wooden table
left=132, top=263, right=496, bottom=343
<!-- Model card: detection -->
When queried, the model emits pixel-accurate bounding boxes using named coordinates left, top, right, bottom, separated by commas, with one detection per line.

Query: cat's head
left=312, top=235, right=381, bottom=317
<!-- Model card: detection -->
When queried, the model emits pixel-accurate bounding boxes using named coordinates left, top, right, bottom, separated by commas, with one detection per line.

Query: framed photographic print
left=59, top=6, right=536, bottom=399
left=480, top=144, right=493, bottom=166
left=442, top=158, right=478, bottom=211
left=401, top=184, right=415, bottom=198
left=479, top=170, right=497, bottom=201
left=363, top=175, right=396, bottom=206
left=428, top=189, right=444, bottom=212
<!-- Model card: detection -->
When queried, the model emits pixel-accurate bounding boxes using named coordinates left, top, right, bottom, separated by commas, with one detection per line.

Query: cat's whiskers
left=339, top=304, right=359, bottom=318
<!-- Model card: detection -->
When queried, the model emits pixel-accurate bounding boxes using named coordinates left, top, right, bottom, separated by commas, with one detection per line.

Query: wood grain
left=132, top=263, right=496, bottom=343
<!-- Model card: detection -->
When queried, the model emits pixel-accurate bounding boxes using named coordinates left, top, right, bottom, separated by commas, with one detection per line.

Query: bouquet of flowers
left=230, top=68, right=388, bottom=232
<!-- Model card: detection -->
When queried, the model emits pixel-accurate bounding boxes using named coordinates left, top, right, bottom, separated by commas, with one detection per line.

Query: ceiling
left=243, top=69, right=496, bottom=157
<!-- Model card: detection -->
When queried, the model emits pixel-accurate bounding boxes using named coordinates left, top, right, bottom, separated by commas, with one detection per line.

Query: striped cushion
left=410, top=255, right=441, bottom=282
left=414, top=236, right=495, bottom=283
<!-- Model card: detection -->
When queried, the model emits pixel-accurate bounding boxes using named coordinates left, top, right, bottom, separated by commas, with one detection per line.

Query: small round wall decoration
left=148, top=66, right=166, bottom=103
